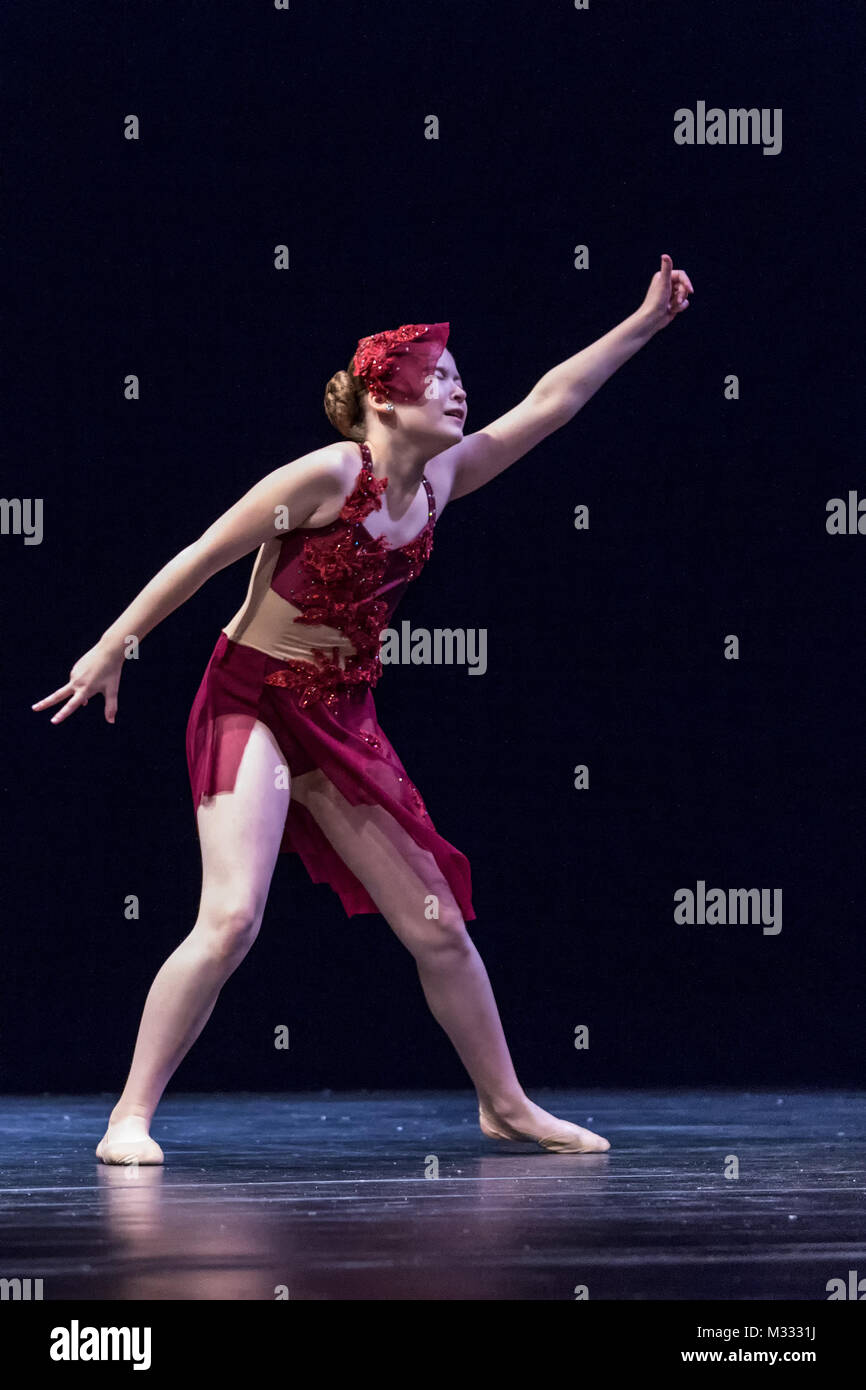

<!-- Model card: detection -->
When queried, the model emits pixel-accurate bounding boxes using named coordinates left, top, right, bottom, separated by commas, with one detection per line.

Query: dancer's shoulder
left=278, top=439, right=360, bottom=494
left=252, top=440, right=359, bottom=511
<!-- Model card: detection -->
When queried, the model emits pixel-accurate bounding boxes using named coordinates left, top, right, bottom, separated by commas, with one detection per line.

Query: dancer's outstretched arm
left=435, top=253, right=694, bottom=502
left=31, top=446, right=352, bottom=725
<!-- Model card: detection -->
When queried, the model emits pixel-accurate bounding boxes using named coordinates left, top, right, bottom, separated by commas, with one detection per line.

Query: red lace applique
left=351, top=323, right=450, bottom=405
left=296, top=533, right=388, bottom=615
left=296, top=530, right=370, bottom=586
left=264, top=654, right=381, bottom=709
left=340, top=464, right=387, bottom=525
left=401, top=523, right=434, bottom=579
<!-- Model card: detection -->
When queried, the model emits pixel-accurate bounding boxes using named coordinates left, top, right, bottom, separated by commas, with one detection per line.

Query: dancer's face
left=393, top=349, right=467, bottom=450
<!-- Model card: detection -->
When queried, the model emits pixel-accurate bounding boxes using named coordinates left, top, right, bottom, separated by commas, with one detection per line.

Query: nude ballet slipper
left=95, top=1131, right=164, bottom=1165
left=479, top=1107, right=610, bottom=1155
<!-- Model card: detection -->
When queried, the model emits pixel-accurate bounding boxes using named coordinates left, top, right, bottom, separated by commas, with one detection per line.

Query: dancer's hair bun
left=324, top=365, right=366, bottom=441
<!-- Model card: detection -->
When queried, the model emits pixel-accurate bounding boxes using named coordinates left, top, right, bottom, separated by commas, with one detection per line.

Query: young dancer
left=33, top=255, right=692, bottom=1164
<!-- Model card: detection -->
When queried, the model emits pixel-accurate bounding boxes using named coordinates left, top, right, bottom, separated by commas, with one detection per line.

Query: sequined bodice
left=221, top=442, right=436, bottom=706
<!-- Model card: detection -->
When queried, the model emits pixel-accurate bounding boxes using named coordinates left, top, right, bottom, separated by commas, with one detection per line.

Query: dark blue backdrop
left=3, top=1, right=863, bottom=1090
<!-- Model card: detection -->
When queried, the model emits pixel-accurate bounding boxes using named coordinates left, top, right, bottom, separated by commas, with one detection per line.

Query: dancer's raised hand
left=640, top=253, right=694, bottom=329
left=32, top=641, right=125, bottom=724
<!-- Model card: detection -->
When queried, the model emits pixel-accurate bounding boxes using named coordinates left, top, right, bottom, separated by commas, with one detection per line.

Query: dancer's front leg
left=96, top=719, right=290, bottom=1164
left=292, top=777, right=609, bottom=1154
left=409, top=924, right=609, bottom=1153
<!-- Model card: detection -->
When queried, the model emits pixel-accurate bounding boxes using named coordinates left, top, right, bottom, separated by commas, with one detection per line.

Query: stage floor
left=0, top=1090, right=863, bottom=1300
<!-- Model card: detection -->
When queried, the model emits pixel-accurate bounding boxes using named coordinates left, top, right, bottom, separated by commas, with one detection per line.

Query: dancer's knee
left=195, top=898, right=264, bottom=961
left=397, top=901, right=473, bottom=962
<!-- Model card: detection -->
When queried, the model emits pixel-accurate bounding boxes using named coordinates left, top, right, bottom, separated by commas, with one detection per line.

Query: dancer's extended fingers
left=32, top=683, right=74, bottom=711
left=49, top=690, right=89, bottom=724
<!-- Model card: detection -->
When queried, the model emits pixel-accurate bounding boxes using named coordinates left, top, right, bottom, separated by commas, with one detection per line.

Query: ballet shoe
left=95, top=1120, right=164, bottom=1166
left=479, top=1106, right=610, bottom=1155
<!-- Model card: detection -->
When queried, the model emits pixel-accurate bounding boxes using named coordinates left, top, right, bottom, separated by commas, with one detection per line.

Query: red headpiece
left=351, top=322, right=450, bottom=404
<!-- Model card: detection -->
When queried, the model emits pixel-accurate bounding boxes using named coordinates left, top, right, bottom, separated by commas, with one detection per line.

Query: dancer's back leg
left=96, top=717, right=290, bottom=1164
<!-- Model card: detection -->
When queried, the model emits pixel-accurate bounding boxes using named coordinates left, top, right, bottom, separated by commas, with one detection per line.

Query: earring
left=385, top=403, right=395, bottom=412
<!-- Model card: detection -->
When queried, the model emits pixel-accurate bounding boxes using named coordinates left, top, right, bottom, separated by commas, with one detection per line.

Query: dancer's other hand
left=640, top=253, right=694, bottom=330
left=32, top=640, right=125, bottom=724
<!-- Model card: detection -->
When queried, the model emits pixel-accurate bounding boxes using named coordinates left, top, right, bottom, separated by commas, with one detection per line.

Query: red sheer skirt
left=185, top=632, right=475, bottom=920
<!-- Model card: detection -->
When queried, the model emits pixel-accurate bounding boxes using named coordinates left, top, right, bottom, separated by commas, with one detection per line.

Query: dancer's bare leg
left=292, top=773, right=609, bottom=1153
left=96, top=719, right=290, bottom=1164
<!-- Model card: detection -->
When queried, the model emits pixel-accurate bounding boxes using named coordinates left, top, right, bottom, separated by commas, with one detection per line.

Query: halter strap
left=421, top=473, right=437, bottom=526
